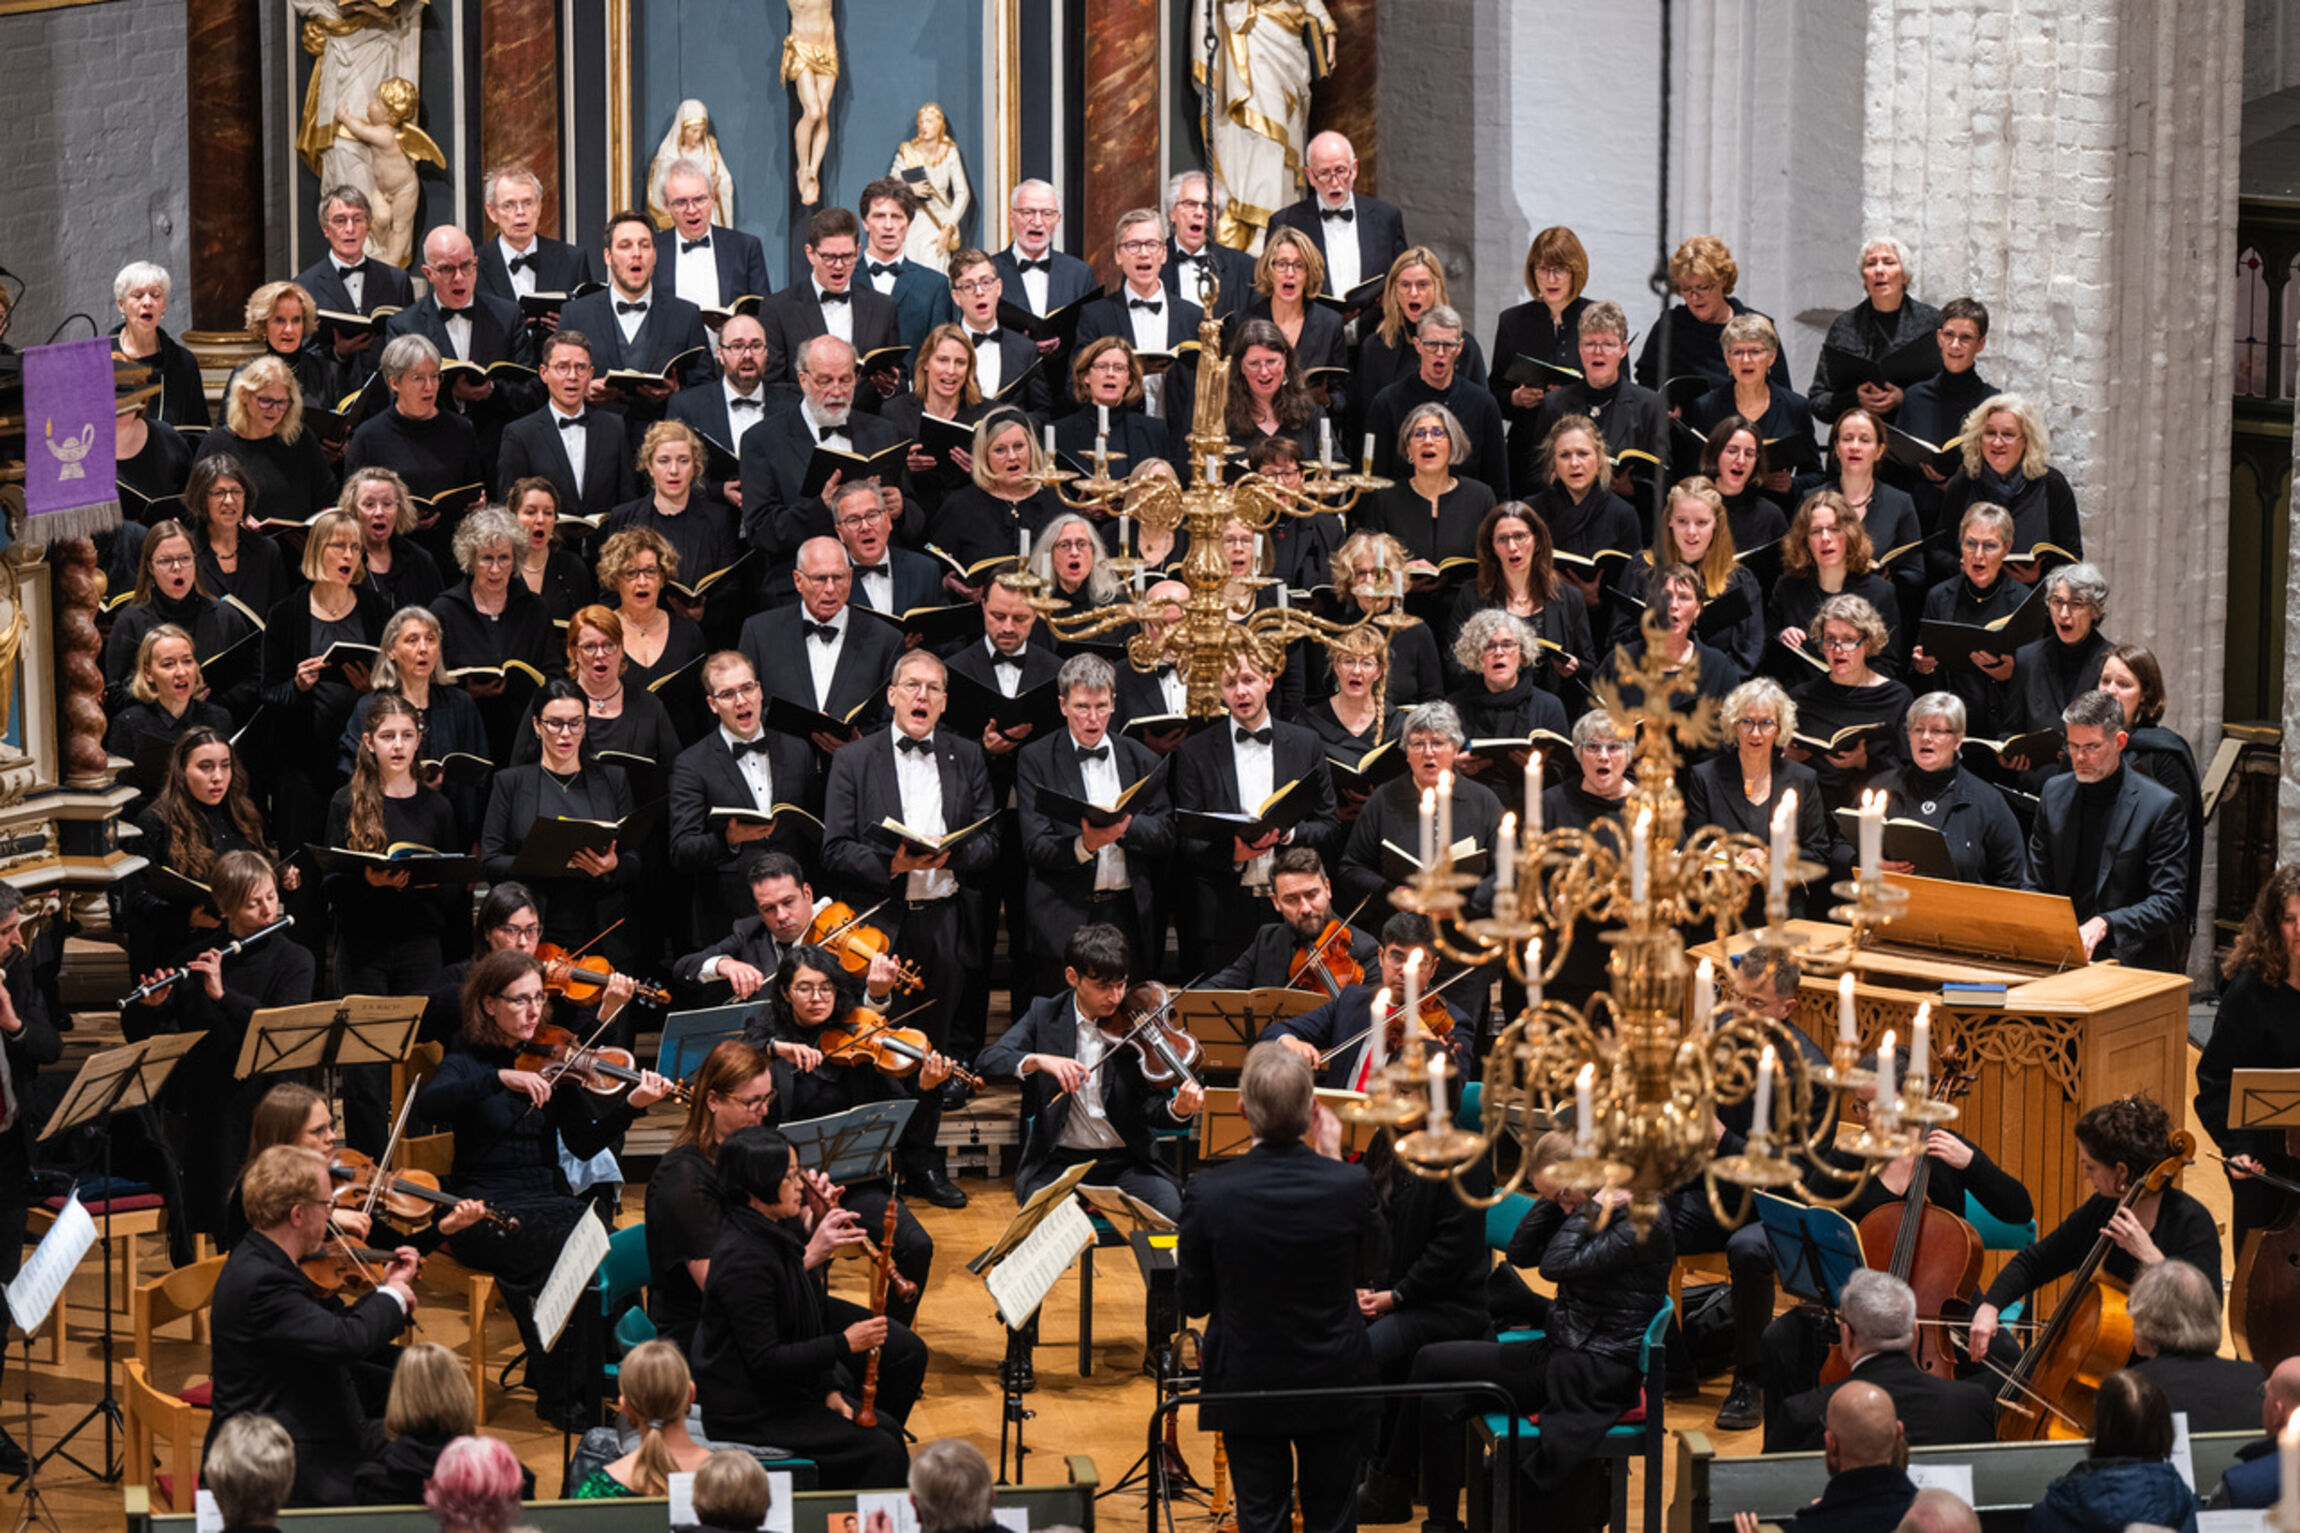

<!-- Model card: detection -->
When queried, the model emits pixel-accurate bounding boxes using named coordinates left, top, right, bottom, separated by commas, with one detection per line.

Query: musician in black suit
left=977, top=922, right=1203, bottom=1218
left=386, top=225, right=540, bottom=465
left=2024, top=689, right=2189, bottom=972
left=206, top=1144, right=418, bottom=1505
left=1072, top=208, right=1203, bottom=432
left=740, top=537, right=900, bottom=755
left=1205, top=847, right=1378, bottom=992
left=859, top=177, right=961, bottom=349
left=666, top=313, right=777, bottom=509
left=671, top=851, right=906, bottom=1007
left=761, top=207, right=901, bottom=406
left=993, top=179, right=1100, bottom=326
left=496, top=331, right=635, bottom=524
left=297, top=187, right=416, bottom=378
left=1268, top=133, right=1409, bottom=322
left=667, top=652, right=823, bottom=940
left=1763, top=1270, right=1997, bottom=1453
left=2127, top=1259, right=2267, bottom=1432
left=820, top=649, right=999, bottom=1204
left=1017, top=653, right=1175, bottom=1000
left=946, top=249, right=1051, bottom=417
left=1163, top=170, right=1256, bottom=319
left=1178, top=1042, right=1384, bottom=1533
left=832, top=480, right=945, bottom=618
left=653, top=160, right=774, bottom=313
left=561, top=211, right=714, bottom=416
left=738, top=335, right=921, bottom=570
left=1259, top=912, right=1472, bottom=1090
left=0, top=884, right=60, bottom=1473
left=477, top=166, right=589, bottom=314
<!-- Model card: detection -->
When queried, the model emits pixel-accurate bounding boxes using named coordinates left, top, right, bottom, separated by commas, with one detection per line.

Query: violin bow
left=1049, top=972, right=1205, bottom=1102
left=362, top=1091, right=423, bottom=1223
left=1315, top=964, right=1480, bottom=1067
left=2205, top=1152, right=2300, bottom=1199
left=831, top=998, right=941, bottom=1049
left=560, top=917, right=626, bottom=965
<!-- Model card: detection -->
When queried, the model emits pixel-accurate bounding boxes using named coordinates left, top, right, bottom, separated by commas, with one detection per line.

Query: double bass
left=1991, top=1131, right=2194, bottom=1440
left=2226, top=1129, right=2300, bottom=1371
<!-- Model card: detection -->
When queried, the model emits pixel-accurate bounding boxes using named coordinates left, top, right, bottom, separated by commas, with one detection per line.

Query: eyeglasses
left=1492, top=529, right=1532, bottom=547
left=1960, top=537, right=2005, bottom=554
left=1267, top=258, right=1307, bottom=274
left=668, top=194, right=712, bottom=212
left=1735, top=718, right=1780, bottom=733
left=323, top=212, right=368, bottom=229
left=491, top=196, right=539, bottom=216
left=545, top=361, right=593, bottom=376
left=953, top=277, right=999, bottom=294
left=1580, top=740, right=1630, bottom=757
left=720, top=338, right=767, bottom=353
left=1012, top=206, right=1060, bottom=223
left=708, top=680, right=762, bottom=703
left=538, top=716, right=585, bottom=733
left=253, top=396, right=291, bottom=411
left=1117, top=239, right=1163, bottom=255
left=1728, top=347, right=1773, bottom=363
left=428, top=261, right=478, bottom=278
left=893, top=679, right=947, bottom=696
left=1908, top=723, right=1960, bottom=739
left=814, top=249, right=859, bottom=265
left=720, top=1090, right=774, bottom=1112
left=1409, top=425, right=1451, bottom=441
left=835, top=511, right=887, bottom=529
left=1482, top=639, right=1522, bottom=653
left=575, top=640, right=619, bottom=656
left=493, top=990, right=547, bottom=1009
left=1820, top=635, right=1863, bottom=652
left=151, top=554, right=195, bottom=570
left=1417, top=338, right=1463, bottom=353
left=624, top=565, right=662, bottom=579
left=789, top=981, right=839, bottom=998
left=495, top=922, right=541, bottom=940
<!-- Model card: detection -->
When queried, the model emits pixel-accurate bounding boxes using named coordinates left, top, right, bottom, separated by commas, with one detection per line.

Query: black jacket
left=1684, top=754, right=1838, bottom=919
left=1164, top=239, right=1256, bottom=321
left=758, top=284, right=903, bottom=400
left=1015, top=729, right=1175, bottom=958
left=2131, top=1352, right=2267, bottom=1433
left=1071, top=290, right=1204, bottom=431
left=1767, top=1348, right=1997, bottom=1453
left=736, top=406, right=922, bottom=565
left=1871, top=763, right=2027, bottom=887
left=820, top=727, right=1000, bottom=911
left=478, top=234, right=589, bottom=305
left=558, top=287, right=714, bottom=396
left=2025, top=766, right=2188, bottom=971
left=692, top=1203, right=854, bottom=1446
left=413, top=1040, right=641, bottom=1203
left=1337, top=773, right=1501, bottom=919
left=739, top=602, right=900, bottom=730
left=1267, top=194, right=1409, bottom=288
left=667, top=727, right=824, bottom=933
left=1258, top=983, right=1472, bottom=1090
left=1504, top=1197, right=1674, bottom=1366
left=979, top=991, right=1193, bottom=1197
left=497, top=405, right=635, bottom=524
left=1206, top=919, right=1378, bottom=993
left=652, top=225, right=774, bottom=309
left=1780, top=1463, right=1918, bottom=1533
left=671, top=914, right=789, bottom=992
left=1171, top=717, right=1341, bottom=881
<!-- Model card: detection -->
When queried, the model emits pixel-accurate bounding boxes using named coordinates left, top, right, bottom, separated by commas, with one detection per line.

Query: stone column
left=1310, top=0, right=1378, bottom=195
left=184, top=0, right=264, bottom=333
left=481, top=0, right=562, bottom=238
left=2282, top=431, right=2300, bottom=864
left=1081, top=0, right=1160, bottom=284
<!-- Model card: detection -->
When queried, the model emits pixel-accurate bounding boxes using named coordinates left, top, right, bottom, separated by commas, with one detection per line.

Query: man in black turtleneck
left=2026, top=689, right=2187, bottom=971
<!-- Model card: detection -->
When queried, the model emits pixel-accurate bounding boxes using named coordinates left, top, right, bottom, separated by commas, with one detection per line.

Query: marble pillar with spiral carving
left=56, top=540, right=110, bottom=789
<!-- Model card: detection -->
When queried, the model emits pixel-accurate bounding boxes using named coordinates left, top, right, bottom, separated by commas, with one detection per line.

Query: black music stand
left=967, top=1162, right=1099, bottom=1484
left=233, top=996, right=425, bottom=1126
left=782, top=1101, right=916, bottom=1186
left=31, top=1031, right=207, bottom=1483
left=1754, top=1192, right=1866, bottom=1309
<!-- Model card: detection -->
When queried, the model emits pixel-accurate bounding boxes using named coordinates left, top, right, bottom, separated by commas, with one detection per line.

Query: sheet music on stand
left=532, top=1211, right=612, bottom=1351
left=656, top=1002, right=756, bottom=1080
left=38, top=1031, right=207, bottom=1143
left=1176, top=988, right=1322, bottom=1072
left=5, top=1192, right=94, bottom=1335
left=1077, top=1182, right=1177, bottom=1234
left=966, top=1160, right=1098, bottom=1276
left=984, top=1198, right=1098, bottom=1330
left=782, top=1100, right=916, bottom=1185
left=1754, top=1191, right=1866, bottom=1308
left=233, top=994, right=425, bottom=1079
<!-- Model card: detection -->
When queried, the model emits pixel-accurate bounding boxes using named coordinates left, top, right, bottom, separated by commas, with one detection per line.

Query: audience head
left=614, top=1338, right=696, bottom=1496
left=1838, top=1269, right=1918, bottom=1359
left=2126, top=1258, right=2220, bottom=1357
left=206, top=1412, right=296, bottom=1528
left=422, top=1434, right=528, bottom=1533
left=1239, top=1041, right=1314, bottom=1145
left=2265, top=1356, right=2300, bottom=1437
left=692, top=1449, right=775, bottom=1533
left=1822, top=1380, right=1902, bottom=1474
left=2089, top=1368, right=2175, bottom=1462
left=909, top=1439, right=998, bottom=1533
left=385, top=1341, right=478, bottom=1442
left=1891, top=1487, right=1980, bottom=1533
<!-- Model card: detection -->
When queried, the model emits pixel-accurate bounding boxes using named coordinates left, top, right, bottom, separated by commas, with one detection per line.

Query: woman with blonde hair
left=1767, top=490, right=1899, bottom=676
left=1782, top=592, right=1912, bottom=810
left=574, top=1339, right=713, bottom=1497
left=887, top=323, right=986, bottom=511
left=1245, top=225, right=1347, bottom=382
left=931, top=411, right=1060, bottom=575
left=339, top=465, right=444, bottom=612
left=1684, top=676, right=1835, bottom=923
left=240, top=277, right=339, bottom=412
left=1935, top=392, right=2083, bottom=585
left=593, top=525, right=708, bottom=724
left=195, top=352, right=337, bottom=521
left=1361, top=246, right=1487, bottom=403
left=604, top=420, right=741, bottom=621
left=355, top=1344, right=532, bottom=1505
left=1632, top=234, right=1792, bottom=395
left=1611, top=477, right=1762, bottom=674
left=1318, top=529, right=1444, bottom=707
left=99, top=516, right=259, bottom=717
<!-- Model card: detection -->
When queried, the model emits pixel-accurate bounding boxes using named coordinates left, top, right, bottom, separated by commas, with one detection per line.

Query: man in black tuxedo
left=739, top=334, right=918, bottom=573
left=1363, top=305, right=1510, bottom=497
left=670, top=851, right=907, bottom=1006
left=1203, top=847, right=1374, bottom=993
left=653, top=159, right=773, bottom=314
left=821, top=649, right=1000, bottom=1205
left=561, top=210, right=714, bottom=419
left=387, top=225, right=540, bottom=467
left=1172, top=657, right=1341, bottom=976
left=978, top=922, right=1203, bottom=1218
left=992, top=179, right=1099, bottom=332
left=206, top=1145, right=418, bottom=1505
left=1763, top=1270, right=1996, bottom=1453
left=947, top=248, right=1050, bottom=416
left=2025, top=689, right=2189, bottom=971
left=2128, top=1258, right=2268, bottom=1432
left=1110, top=577, right=1194, bottom=746
left=740, top=536, right=899, bottom=757
left=667, top=312, right=776, bottom=509
left=1178, top=1043, right=1383, bottom=1533
left=832, top=480, right=944, bottom=618
left=296, top=186, right=415, bottom=379
left=1163, top=171, right=1255, bottom=320
left=477, top=166, right=589, bottom=318
left=859, top=176, right=960, bottom=349
left=667, top=651, right=823, bottom=941
left=1017, top=652, right=1176, bottom=1001
left=1260, top=911, right=1472, bottom=1091
left=1268, top=132, right=1408, bottom=322
left=0, top=885, right=60, bottom=1472
left=497, top=330, right=634, bottom=524
left=761, top=207, right=901, bottom=407
left=1073, top=208, right=1202, bottom=432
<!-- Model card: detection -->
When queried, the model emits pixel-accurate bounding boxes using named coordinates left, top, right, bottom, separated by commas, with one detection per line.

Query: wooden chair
left=399, top=1131, right=503, bottom=1425
left=123, top=1254, right=226, bottom=1513
left=28, top=1191, right=171, bottom=1364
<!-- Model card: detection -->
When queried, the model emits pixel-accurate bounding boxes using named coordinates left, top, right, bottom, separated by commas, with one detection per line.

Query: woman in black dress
left=508, top=478, right=599, bottom=624
left=1304, top=626, right=1399, bottom=823
left=1699, top=416, right=1793, bottom=576
left=104, top=624, right=231, bottom=817
left=604, top=420, right=743, bottom=629
left=413, top=948, right=673, bottom=1427
left=1593, top=561, right=1742, bottom=720
left=929, top=412, right=1062, bottom=578
left=1767, top=491, right=1901, bottom=678
left=1361, top=403, right=1495, bottom=569
left=2000, top=561, right=2113, bottom=785
left=1685, top=314, right=1819, bottom=490
left=690, top=1125, right=920, bottom=1489
left=340, top=606, right=491, bottom=820
left=1867, top=691, right=2027, bottom=887
left=1610, top=477, right=1764, bottom=675
left=1805, top=236, right=1941, bottom=428
left=482, top=679, right=647, bottom=973
left=1783, top=592, right=1912, bottom=812
left=595, top=528, right=709, bottom=742
left=2100, top=644, right=2203, bottom=947
left=1934, top=393, right=2084, bottom=588
left=1489, top=226, right=1593, bottom=491
left=1807, top=407, right=1926, bottom=631
left=508, top=606, right=684, bottom=781
left=1633, top=235, right=1793, bottom=397
left=342, top=334, right=488, bottom=525
left=194, top=354, right=337, bottom=524
left=1523, top=416, right=1642, bottom=629
left=2197, top=866, right=2300, bottom=1254
left=239, top=279, right=341, bottom=417
left=1313, top=530, right=1444, bottom=709
left=341, top=467, right=445, bottom=613
left=1223, top=318, right=1323, bottom=459
left=1685, top=677, right=1836, bottom=922
left=1052, top=336, right=1178, bottom=483
left=1443, top=503, right=1593, bottom=695
left=121, top=727, right=293, bottom=980
left=432, top=506, right=559, bottom=761
left=184, top=456, right=295, bottom=623
left=1363, top=246, right=1489, bottom=416
left=1030, top=513, right=1125, bottom=630
left=1241, top=226, right=1347, bottom=395
left=1444, top=610, right=1568, bottom=748
left=889, top=324, right=987, bottom=516
left=113, top=376, right=194, bottom=519
left=102, top=518, right=260, bottom=717
left=644, top=1038, right=776, bottom=1353
left=1907, top=503, right=2025, bottom=741
left=110, top=261, right=209, bottom=429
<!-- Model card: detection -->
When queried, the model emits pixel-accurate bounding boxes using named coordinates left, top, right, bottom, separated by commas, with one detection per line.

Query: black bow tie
left=616, top=299, right=649, bottom=315
left=1321, top=206, right=1354, bottom=222
left=818, top=289, right=850, bottom=306
left=557, top=414, right=587, bottom=430
left=681, top=237, right=712, bottom=254
left=730, top=735, right=772, bottom=759
left=991, top=652, right=1025, bottom=669
left=1016, top=258, right=1050, bottom=274
left=1129, top=298, right=1163, bottom=313
left=855, top=562, right=889, bottom=579
left=506, top=253, right=535, bottom=274
left=438, top=304, right=470, bottom=321
left=896, top=735, right=934, bottom=756
left=337, top=259, right=369, bottom=278
left=729, top=394, right=762, bottom=411
left=1075, top=744, right=1109, bottom=762
left=970, top=330, right=1001, bottom=347
left=804, top=620, right=840, bottom=643
left=868, top=262, right=899, bottom=279
left=818, top=423, right=848, bottom=442
left=1235, top=725, right=1273, bottom=745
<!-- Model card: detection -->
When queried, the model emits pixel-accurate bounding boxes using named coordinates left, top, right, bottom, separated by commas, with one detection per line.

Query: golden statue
left=332, top=77, right=444, bottom=268
left=1191, top=0, right=1338, bottom=249
left=294, top=0, right=426, bottom=227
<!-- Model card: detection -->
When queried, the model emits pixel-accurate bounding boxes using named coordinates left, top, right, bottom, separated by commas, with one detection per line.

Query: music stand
left=1754, top=1192, right=1866, bottom=1309
left=32, top=1032, right=207, bottom=1483
left=5, top=1194, right=95, bottom=1520
left=967, top=1162, right=1099, bottom=1483
left=233, top=996, right=425, bottom=1131
left=1196, top=1086, right=1375, bottom=1160
left=1174, top=989, right=1321, bottom=1076
left=656, top=1003, right=755, bottom=1080
left=782, top=1102, right=916, bottom=1186
left=2228, top=1068, right=2300, bottom=1133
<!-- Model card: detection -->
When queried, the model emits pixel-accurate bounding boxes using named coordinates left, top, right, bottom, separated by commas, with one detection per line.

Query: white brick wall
left=0, top=0, right=191, bottom=341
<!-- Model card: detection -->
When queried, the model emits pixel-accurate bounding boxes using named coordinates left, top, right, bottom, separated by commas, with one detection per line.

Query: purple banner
left=21, top=336, right=121, bottom=544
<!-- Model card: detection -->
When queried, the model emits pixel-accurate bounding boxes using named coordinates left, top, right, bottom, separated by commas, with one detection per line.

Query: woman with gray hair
left=1337, top=700, right=1504, bottom=916
left=111, top=259, right=210, bottom=427
left=345, top=331, right=488, bottom=521
left=1806, top=235, right=1942, bottom=427
left=1867, top=690, right=2027, bottom=886
left=1362, top=400, right=1495, bottom=569
left=1032, top=512, right=1124, bottom=612
left=2001, top=560, right=2112, bottom=783
left=204, top=1412, right=297, bottom=1527
left=1936, top=392, right=2083, bottom=586
left=1685, top=677, right=1836, bottom=920
left=1443, top=608, right=1568, bottom=745
left=432, top=505, right=558, bottom=761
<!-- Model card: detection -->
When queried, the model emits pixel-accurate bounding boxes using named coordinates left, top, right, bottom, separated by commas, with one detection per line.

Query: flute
left=117, top=915, right=296, bottom=1006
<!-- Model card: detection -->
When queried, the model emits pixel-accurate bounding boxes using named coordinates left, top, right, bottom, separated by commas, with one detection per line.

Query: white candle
left=1393, top=565, right=1405, bottom=602
left=1403, top=949, right=1424, bottom=1048
left=1119, top=510, right=1132, bottom=556
left=1132, top=563, right=1145, bottom=595
left=2278, top=1409, right=2299, bottom=1521
left=1436, top=769, right=1454, bottom=855
left=1276, top=583, right=1289, bottom=609
left=1768, top=790, right=1795, bottom=910
left=1526, top=936, right=1543, bottom=1007
left=1575, top=1062, right=1595, bottom=1151
left=1042, top=424, right=1057, bottom=456
left=1254, top=532, right=1265, bottom=566
left=1361, top=432, right=1375, bottom=474
left=1694, top=958, right=1716, bottom=1033
left=1837, top=972, right=1857, bottom=1046
left=1319, top=416, right=1335, bottom=468
left=1911, top=1003, right=1931, bottom=1099
left=1096, top=403, right=1110, bottom=436
left=1495, top=812, right=1517, bottom=892
left=1419, top=788, right=1436, bottom=867
left=1526, top=752, right=1544, bottom=839
left=1858, top=789, right=1884, bottom=876
left=1428, top=1053, right=1448, bottom=1123
left=1205, top=453, right=1222, bottom=482
left=1018, top=527, right=1030, bottom=563
left=1752, top=1044, right=1777, bottom=1138
left=1876, top=1028, right=1897, bottom=1110
left=1629, top=807, right=1652, bottom=905
left=1368, top=987, right=1391, bottom=1069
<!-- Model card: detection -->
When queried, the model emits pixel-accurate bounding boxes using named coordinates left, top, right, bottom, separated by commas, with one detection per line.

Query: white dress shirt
left=965, top=323, right=1004, bottom=399
left=442, top=307, right=474, bottom=361
left=1155, top=666, right=1186, bottom=717
left=816, top=282, right=855, bottom=346
left=332, top=255, right=366, bottom=310
left=1055, top=999, right=1125, bottom=1152
left=674, top=232, right=723, bottom=309
left=854, top=557, right=894, bottom=615
left=614, top=290, right=650, bottom=346
left=498, top=235, right=540, bottom=298
left=985, top=637, right=1024, bottom=698
left=890, top=731, right=958, bottom=903
left=723, top=379, right=767, bottom=452
left=1123, top=283, right=1169, bottom=419
left=722, top=724, right=776, bottom=808
left=1072, top=731, right=1129, bottom=892
left=1321, top=195, right=1362, bottom=296
left=866, top=255, right=902, bottom=297
left=1172, top=243, right=1213, bottom=304
left=801, top=602, right=849, bottom=708
left=1008, top=244, right=1051, bottom=316
left=801, top=398, right=852, bottom=453
left=1230, top=717, right=1277, bottom=888
left=548, top=401, right=588, bottom=496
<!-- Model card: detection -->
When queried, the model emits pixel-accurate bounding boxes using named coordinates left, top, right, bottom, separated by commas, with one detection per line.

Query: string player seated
left=1761, top=1269, right=1996, bottom=1454
left=1202, top=846, right=1378, bottom=994
left=1258, top=910, right=1473, bottom=1091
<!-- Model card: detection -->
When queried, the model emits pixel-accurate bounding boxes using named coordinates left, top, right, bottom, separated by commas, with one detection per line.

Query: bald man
left=1891, top=1487, right=1979, bottom=1533
left=1735, top=1383, right=1914, bottom=1533
left=1266, top=132, right=1407, bottom=313
left=2213, top=1354, right=2300, bottom=1509
left=383, top=225, right=539, bottom=454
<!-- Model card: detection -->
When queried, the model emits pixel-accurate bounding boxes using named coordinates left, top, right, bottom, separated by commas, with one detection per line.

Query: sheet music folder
left=234, top=995, right=426, bottom=1080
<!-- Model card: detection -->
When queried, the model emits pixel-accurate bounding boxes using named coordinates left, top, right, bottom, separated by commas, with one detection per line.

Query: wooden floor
left=0, top=945, right=2235, bottom=1529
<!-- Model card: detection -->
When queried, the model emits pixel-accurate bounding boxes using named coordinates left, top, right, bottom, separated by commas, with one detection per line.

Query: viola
left=328, top=1149, right=519, bottom=1235
left=1288, top=919, right=1365, bottom=1001
left=1095, top=982, right=1204, bottom=1094
left=817, top=1008, right=983, bottom=1090
left=513, top=1020, right=694, bottom=1105
left=299, top=1243, right=406, bottom=1294
left=534, top=942, right=671, bottom=1007
left=805, top=900, right=925, bottom=993
left=1992, top=1131, right=2194, bottom=1440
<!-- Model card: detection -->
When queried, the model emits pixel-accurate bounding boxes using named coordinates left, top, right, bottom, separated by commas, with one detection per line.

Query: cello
left=2225, top=1130, right=2300, bottom=1371
left=1990, top=1131, right=2194, bottom=1440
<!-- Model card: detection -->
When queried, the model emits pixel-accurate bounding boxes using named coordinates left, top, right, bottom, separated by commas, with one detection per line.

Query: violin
left=328, top=1149, right=519, bottom=1235
left=1991, top=1131, right=2194, bottom=1440
left=817, top=1008, right=983, bottom=1090
left=1384, top=992, right=1458, bottom=1055
left=1288, top=918, right=1366, bottom=1001
left=804, top=901, right=925, bottom=993
left=534, top=942, right=671, bottom=1007
left=513, top=1020, right=694, bottom=1105
left=1094, top=982, right=1204, bottom=1094
left=298, top=1243, right=406, bottom=1294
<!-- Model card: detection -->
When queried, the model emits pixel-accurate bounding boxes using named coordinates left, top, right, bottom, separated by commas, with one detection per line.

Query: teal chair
left=1456, top=1079, right=1484, bottom=1130
left=593, top=1223, right=653, bottom=1392
left=1965, top=1192, right=2037, bottom=1325
left=1467, top=1300, right=1673, bottom=1533
left=1479, top=1192, right=1543, bottom=1344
